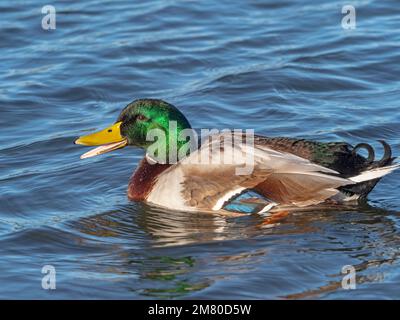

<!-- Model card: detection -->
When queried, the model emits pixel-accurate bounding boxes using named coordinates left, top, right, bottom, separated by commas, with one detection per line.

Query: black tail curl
left=342, top=140, right=395, bottom=198
left=352, top=140, right=393, bottom=167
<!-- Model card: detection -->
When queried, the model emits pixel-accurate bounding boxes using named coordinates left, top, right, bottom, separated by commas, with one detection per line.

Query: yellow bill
left=75, top=122, right=128, bottom=159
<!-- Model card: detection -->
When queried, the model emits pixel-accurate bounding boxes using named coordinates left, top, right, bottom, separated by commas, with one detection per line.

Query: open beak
left=75, top=122, right=128, bottom=159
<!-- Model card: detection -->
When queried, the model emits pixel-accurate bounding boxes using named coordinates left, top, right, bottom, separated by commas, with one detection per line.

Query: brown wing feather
left=254, top=173, right=340, bottom=206
left=181, top=165, right=272, bottom=208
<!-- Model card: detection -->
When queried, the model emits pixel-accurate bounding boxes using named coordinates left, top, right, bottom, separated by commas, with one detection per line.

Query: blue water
left=1, top=0, right=400, bottom=299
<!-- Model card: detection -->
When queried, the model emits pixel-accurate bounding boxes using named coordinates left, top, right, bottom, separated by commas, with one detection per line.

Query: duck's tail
left=349, top=163, right=399, bottom=183
left=341, top=140, right=398, bottom=199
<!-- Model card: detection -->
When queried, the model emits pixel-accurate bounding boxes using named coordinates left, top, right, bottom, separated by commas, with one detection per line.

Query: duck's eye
left=136, top=114, right=148, bottom=121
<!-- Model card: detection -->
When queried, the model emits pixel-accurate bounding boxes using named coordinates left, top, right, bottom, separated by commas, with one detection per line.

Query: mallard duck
left=75, top=99, right=399, bottom=215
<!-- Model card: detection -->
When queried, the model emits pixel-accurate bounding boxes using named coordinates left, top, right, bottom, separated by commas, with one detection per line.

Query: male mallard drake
left=75, top=99, right=399, bottom=215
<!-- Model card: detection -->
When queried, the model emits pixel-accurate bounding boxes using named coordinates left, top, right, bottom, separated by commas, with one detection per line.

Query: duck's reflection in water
left=70, top=202, right=400, bottom=298
left=70, top=204, right=273, bottom=297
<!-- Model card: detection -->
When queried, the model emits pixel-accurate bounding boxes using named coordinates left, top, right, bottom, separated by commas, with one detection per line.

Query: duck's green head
left=75, top=99, right=192, bottom=159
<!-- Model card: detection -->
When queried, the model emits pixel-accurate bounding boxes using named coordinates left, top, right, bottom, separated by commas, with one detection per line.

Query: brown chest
left=127, top=158, right=171, bottom=201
